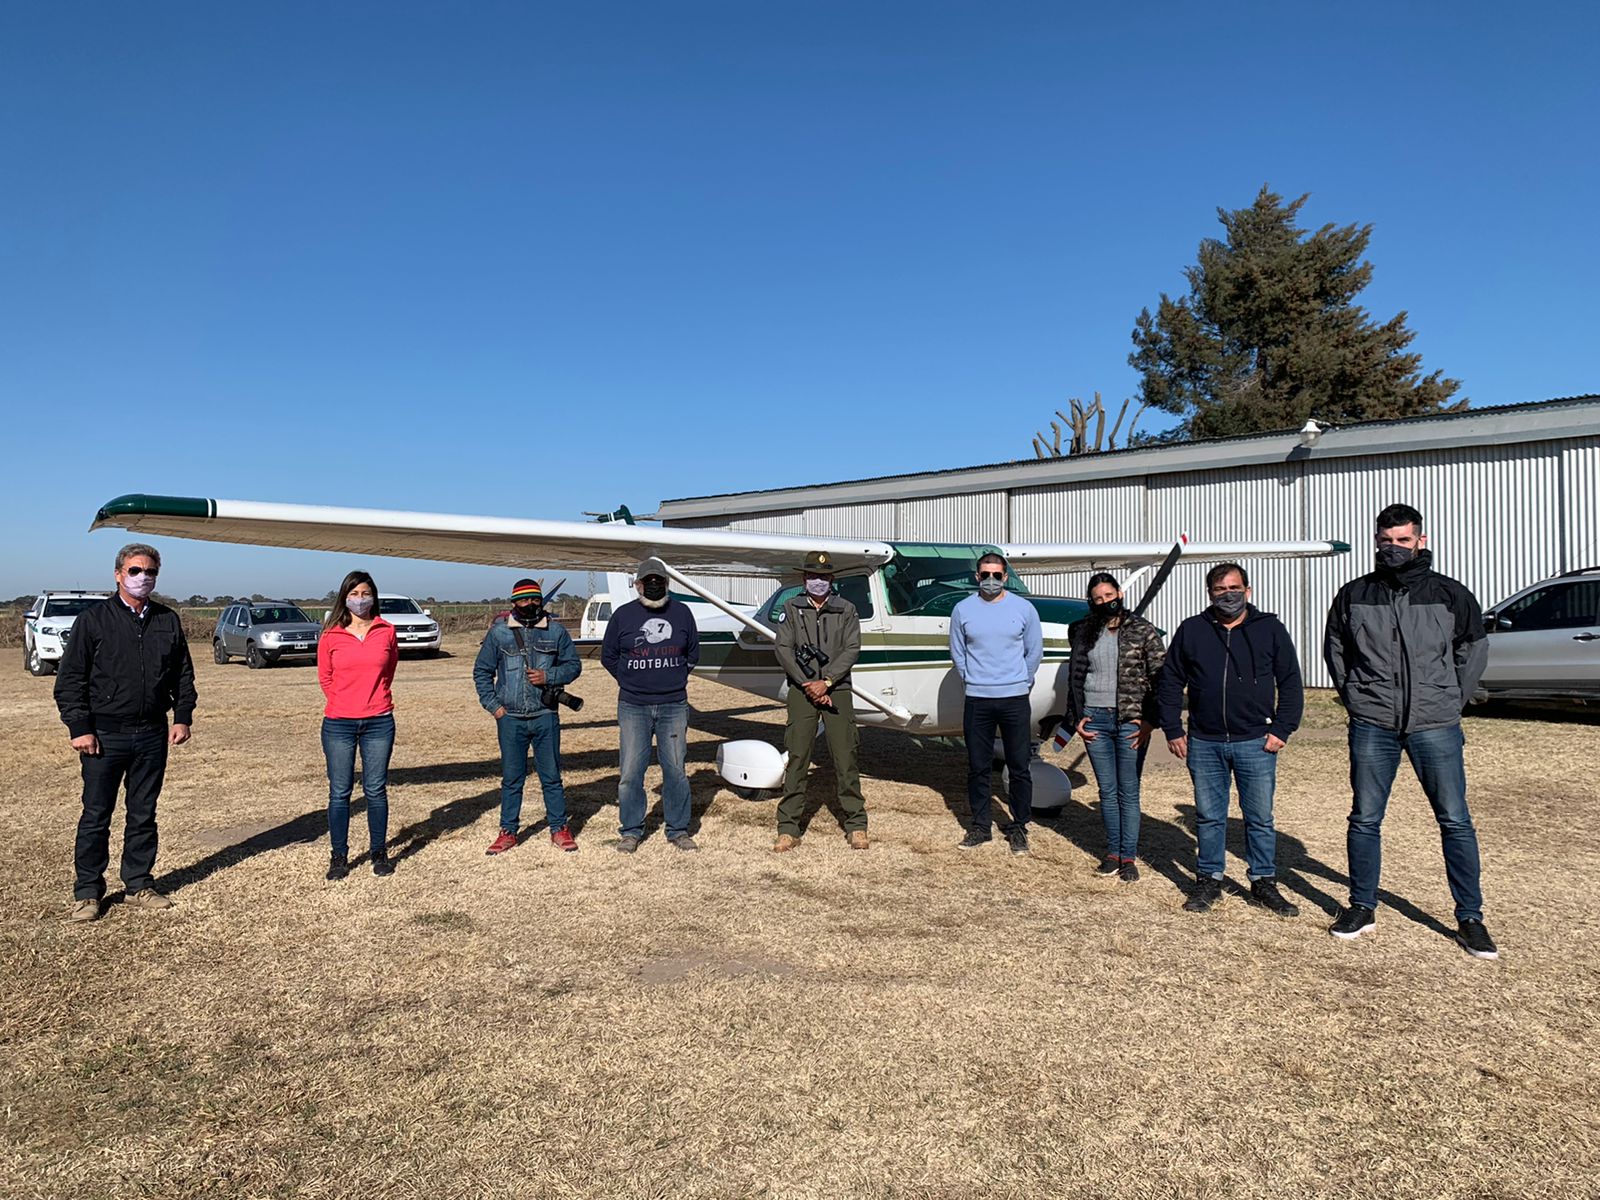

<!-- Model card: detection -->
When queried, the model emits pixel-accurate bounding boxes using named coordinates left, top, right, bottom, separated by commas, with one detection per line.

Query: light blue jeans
left=1188, top=735, right=1279, bottom=881
left=617, top=700, right=691, bottom=840
left=1083, top=706, right=1147, bottom=860
left=322, top=713, right=395, bottom=859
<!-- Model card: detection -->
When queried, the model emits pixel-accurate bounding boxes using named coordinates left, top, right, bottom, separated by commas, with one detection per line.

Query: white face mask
left=346, top=594, right=374, bottom=617
left=804, top=577, right=832, bottom=599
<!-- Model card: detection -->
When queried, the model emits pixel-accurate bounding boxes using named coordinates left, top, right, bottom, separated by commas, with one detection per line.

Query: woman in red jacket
left=318, top=569, right=399, bottom=879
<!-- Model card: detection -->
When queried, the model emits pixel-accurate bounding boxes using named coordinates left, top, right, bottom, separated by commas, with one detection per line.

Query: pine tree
left=1129, top=187, right=1463, bottom=439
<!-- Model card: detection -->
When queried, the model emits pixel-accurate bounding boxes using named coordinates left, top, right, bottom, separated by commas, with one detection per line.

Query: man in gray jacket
left=1323, top=504, right=1497, bottom=958
left=772, top=550, right=868, bottom=852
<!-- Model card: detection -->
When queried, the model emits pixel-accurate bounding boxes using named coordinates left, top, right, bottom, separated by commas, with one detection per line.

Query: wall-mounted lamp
left=1299, top=419, right=1328, bottom=448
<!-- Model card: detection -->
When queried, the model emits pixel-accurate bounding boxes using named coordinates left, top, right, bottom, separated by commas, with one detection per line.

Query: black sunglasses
left=124, top=565, right=159, bottom=577
left=977, top=570, right=1005, bottom=580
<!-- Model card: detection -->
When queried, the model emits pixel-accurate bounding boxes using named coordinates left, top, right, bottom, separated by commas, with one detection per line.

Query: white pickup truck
left=23, top=591, right=111, bottom=676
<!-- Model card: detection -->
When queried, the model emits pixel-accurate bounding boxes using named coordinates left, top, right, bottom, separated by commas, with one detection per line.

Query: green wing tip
left=93, top=494, right=215, bottom=527
left=1331, top=540, right=1352, bottom=553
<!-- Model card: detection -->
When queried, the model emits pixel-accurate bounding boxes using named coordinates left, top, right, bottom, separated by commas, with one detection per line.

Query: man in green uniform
left=772, top=551, right=868, bottom=851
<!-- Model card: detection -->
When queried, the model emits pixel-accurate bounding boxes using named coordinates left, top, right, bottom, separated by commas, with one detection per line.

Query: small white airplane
left=92, top=493, right=1349, bottom=801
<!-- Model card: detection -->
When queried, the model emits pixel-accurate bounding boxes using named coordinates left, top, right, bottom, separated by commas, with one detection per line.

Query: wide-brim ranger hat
left=799, top=550, right=837, bottom=575
left=511, top=579, right=543, bottom=603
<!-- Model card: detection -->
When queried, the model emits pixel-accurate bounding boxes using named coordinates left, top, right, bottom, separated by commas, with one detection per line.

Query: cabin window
left=762, top=575, right=874, bottom=622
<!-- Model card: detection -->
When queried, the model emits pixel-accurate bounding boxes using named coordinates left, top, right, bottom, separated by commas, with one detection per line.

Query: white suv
left=23, top=591, right=111, bottom=676
left=1478, top=567, right=1600, bottom=703
left=378, top=594, right=441, bottom=654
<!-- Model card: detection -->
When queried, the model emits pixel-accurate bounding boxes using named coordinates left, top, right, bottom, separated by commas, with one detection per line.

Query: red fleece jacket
left=317, top=618, right=398, bottom=719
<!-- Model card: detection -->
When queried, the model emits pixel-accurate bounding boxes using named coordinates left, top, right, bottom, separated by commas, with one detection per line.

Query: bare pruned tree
left=1032, top=393, right=1148, bottom=458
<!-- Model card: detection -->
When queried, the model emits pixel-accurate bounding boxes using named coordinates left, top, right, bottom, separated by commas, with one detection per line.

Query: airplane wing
left=89, top=494, right=895, bottom=578
left=998, top=539, right=1350, bottom=573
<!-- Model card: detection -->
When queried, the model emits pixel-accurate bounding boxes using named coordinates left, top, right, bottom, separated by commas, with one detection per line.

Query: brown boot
left=847, top=830, right=870, bottom=851
left=772, top=833, right=801, bottom=853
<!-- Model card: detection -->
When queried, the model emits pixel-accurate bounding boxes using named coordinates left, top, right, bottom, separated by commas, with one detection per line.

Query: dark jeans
left=497, top=713, right=567, bottom=833
left=75, top=725, right=168, bottom=900
left=964, top=694, right=1033, bottom=834
left=617, top=699, right=691, bottom=839
left=778, top=686, right=866, bottom=836
left=1188, top=735, right=1279, bottom=881
left=322, top=713, right=395, bottom=859
left=1083, top=706, right=1147, bottom=860
left=1347, top=721, right=1484, bottom=922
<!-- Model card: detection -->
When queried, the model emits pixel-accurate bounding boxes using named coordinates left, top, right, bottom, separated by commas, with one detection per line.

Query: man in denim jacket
left=473, top=579, right=582, bottom=854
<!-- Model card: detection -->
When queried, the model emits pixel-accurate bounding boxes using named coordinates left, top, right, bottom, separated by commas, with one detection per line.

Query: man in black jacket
left=54, top=543, right=196, bottom=922
left=1323, top=503, right=1496, bottom=959
left=1158, top=563, right=1303, bottom=917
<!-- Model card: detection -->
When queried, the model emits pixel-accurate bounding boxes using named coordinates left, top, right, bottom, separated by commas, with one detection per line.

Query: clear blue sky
left=3, top=1, right=1596, bottom=600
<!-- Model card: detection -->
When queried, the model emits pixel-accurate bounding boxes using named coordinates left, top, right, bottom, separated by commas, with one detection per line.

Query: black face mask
left=513, top=602, right=542, bottom=624
left=1090, top=598, right=1123, bottom=622
left=1377, top=545, right=1417, bottom=570
left=641, top=577, right=668, bottom=601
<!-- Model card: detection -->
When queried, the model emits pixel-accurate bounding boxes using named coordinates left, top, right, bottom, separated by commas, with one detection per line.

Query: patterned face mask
left=346, top=595, right=374, bottom=617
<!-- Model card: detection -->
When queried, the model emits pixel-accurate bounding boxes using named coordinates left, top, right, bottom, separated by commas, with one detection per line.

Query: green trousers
left=777, top=685, right=866, bottom=836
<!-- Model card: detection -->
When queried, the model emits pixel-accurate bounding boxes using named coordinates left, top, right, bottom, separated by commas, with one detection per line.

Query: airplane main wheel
left=213, top=639, right=229, bottom=664
left=733, top=786, right=769, bottom=801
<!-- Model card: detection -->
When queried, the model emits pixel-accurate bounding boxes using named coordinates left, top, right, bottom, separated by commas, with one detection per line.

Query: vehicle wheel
left=27, top=642, right=51, bottom=676
left=733, top=786, right=769, bottom=801
left=213, top=639, right=229, bottom=664
left=245, top=643, right=266, bottom=670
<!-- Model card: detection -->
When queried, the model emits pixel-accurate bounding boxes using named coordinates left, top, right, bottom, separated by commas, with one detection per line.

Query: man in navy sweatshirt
left=949, top=552, right=1043, bottom=855
left=1157, top=562, right=1303, bottom=917
left=601, top=557, right=701, bottom=853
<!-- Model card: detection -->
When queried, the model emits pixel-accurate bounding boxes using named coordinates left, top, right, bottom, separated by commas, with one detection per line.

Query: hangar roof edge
left=656, top=394, right=1600, bottom=520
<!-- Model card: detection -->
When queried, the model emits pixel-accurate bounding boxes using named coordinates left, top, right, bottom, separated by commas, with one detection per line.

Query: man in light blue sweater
left=949, top=552, right=1044, bottom=855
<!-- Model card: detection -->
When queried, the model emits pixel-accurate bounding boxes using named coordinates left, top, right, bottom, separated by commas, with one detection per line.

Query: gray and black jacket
left=1322, top=551, right=1487, bottom=733
left=774, top=592, right=860, bottom=691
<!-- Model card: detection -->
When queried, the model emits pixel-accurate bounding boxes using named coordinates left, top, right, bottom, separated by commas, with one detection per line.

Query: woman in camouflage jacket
left=1064, top=573, right=1166, bottom=882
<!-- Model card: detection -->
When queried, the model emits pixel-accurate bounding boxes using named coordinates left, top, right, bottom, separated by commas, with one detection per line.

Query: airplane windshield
left=883, top=545, right=1029, bottom=617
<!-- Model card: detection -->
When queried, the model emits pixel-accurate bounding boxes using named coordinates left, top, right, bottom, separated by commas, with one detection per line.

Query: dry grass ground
left=2, top=634, right=1597, bottom=1199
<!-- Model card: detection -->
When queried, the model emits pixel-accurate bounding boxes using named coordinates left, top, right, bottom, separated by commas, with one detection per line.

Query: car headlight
left=260, top=632, right=281, bottom=644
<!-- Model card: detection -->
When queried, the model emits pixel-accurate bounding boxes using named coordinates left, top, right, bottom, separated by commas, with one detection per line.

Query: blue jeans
left=1347, top=721, right=1483, bottom=922
left=497, top=713, right=566, bottom=834
left=1188, top=735, right=1279, bottom=881
left=1083, top=707, right=1147, bottom=860
left=963, top=694, right=1033, bottom=833
left=617, top=700, right=691, bottom=840
left=322, top=713, right=395, bottom=859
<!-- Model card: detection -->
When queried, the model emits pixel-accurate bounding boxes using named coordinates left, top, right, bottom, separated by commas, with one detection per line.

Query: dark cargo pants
left=777, top=685, right=866, bottom=836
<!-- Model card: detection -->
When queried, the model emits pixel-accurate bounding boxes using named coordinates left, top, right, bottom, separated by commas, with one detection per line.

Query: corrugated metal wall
left=663, top=435, right=1600, bottom=685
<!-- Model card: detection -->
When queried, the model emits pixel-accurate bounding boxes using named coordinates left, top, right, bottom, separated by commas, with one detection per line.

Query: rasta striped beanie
left=511, top=579, right=542, bottom=604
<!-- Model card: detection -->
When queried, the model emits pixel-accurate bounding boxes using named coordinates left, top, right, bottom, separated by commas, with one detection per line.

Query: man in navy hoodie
left=601, top=557, right=701, bottom=853
left=1158, top=562, right=1303, bottom=917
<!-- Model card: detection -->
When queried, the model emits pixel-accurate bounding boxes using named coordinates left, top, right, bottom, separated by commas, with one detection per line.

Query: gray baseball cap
left=636, top=556, right=669, bottom=580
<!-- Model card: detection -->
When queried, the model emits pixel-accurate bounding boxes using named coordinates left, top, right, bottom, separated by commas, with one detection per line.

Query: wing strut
left=654, top=561, right=913, bottom=726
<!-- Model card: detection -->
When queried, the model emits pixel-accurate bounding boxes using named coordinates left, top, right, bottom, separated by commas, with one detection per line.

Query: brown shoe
left=772, top=834, right=801, bottom=853
left=69, top=898, right=102, bottom=923
left=847, top=830, right=870, bottom=851
left=124, top=888, right=172, bottom=911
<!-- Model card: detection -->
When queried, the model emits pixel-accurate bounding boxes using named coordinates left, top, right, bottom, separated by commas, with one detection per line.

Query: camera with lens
left=541, top=684, right=584, bottom=713
left=793, top=642, right=831, bottom=680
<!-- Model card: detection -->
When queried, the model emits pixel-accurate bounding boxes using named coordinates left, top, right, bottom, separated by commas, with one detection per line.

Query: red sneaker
left=550, top=828, right=578, bottom=853
left=486, top=831, right=518, bottom=856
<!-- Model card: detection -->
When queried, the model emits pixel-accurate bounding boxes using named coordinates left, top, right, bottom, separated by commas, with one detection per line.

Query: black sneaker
left=1456, top=919, right=1499, bottom=960
left=615, top=835, right=641, bottom=854
left=1249, top=878, right=1300, bottom=918
left=958, top=829, right=992, bottom=850
left=1095, top=855, right=1121, bottom=877
left=1182, top=876, right=1223, bottom=913
left=326, top=855, right=349, bottom=882
left=1006, top=826, right=1030, bottom=856
left=1118, top=860, right=1140, bottom=884
left=669, top=835, right=699, bottom=853
left=371, top=852, right=395, bottom=878
left=1329, top=905, right=1376, bottom=940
